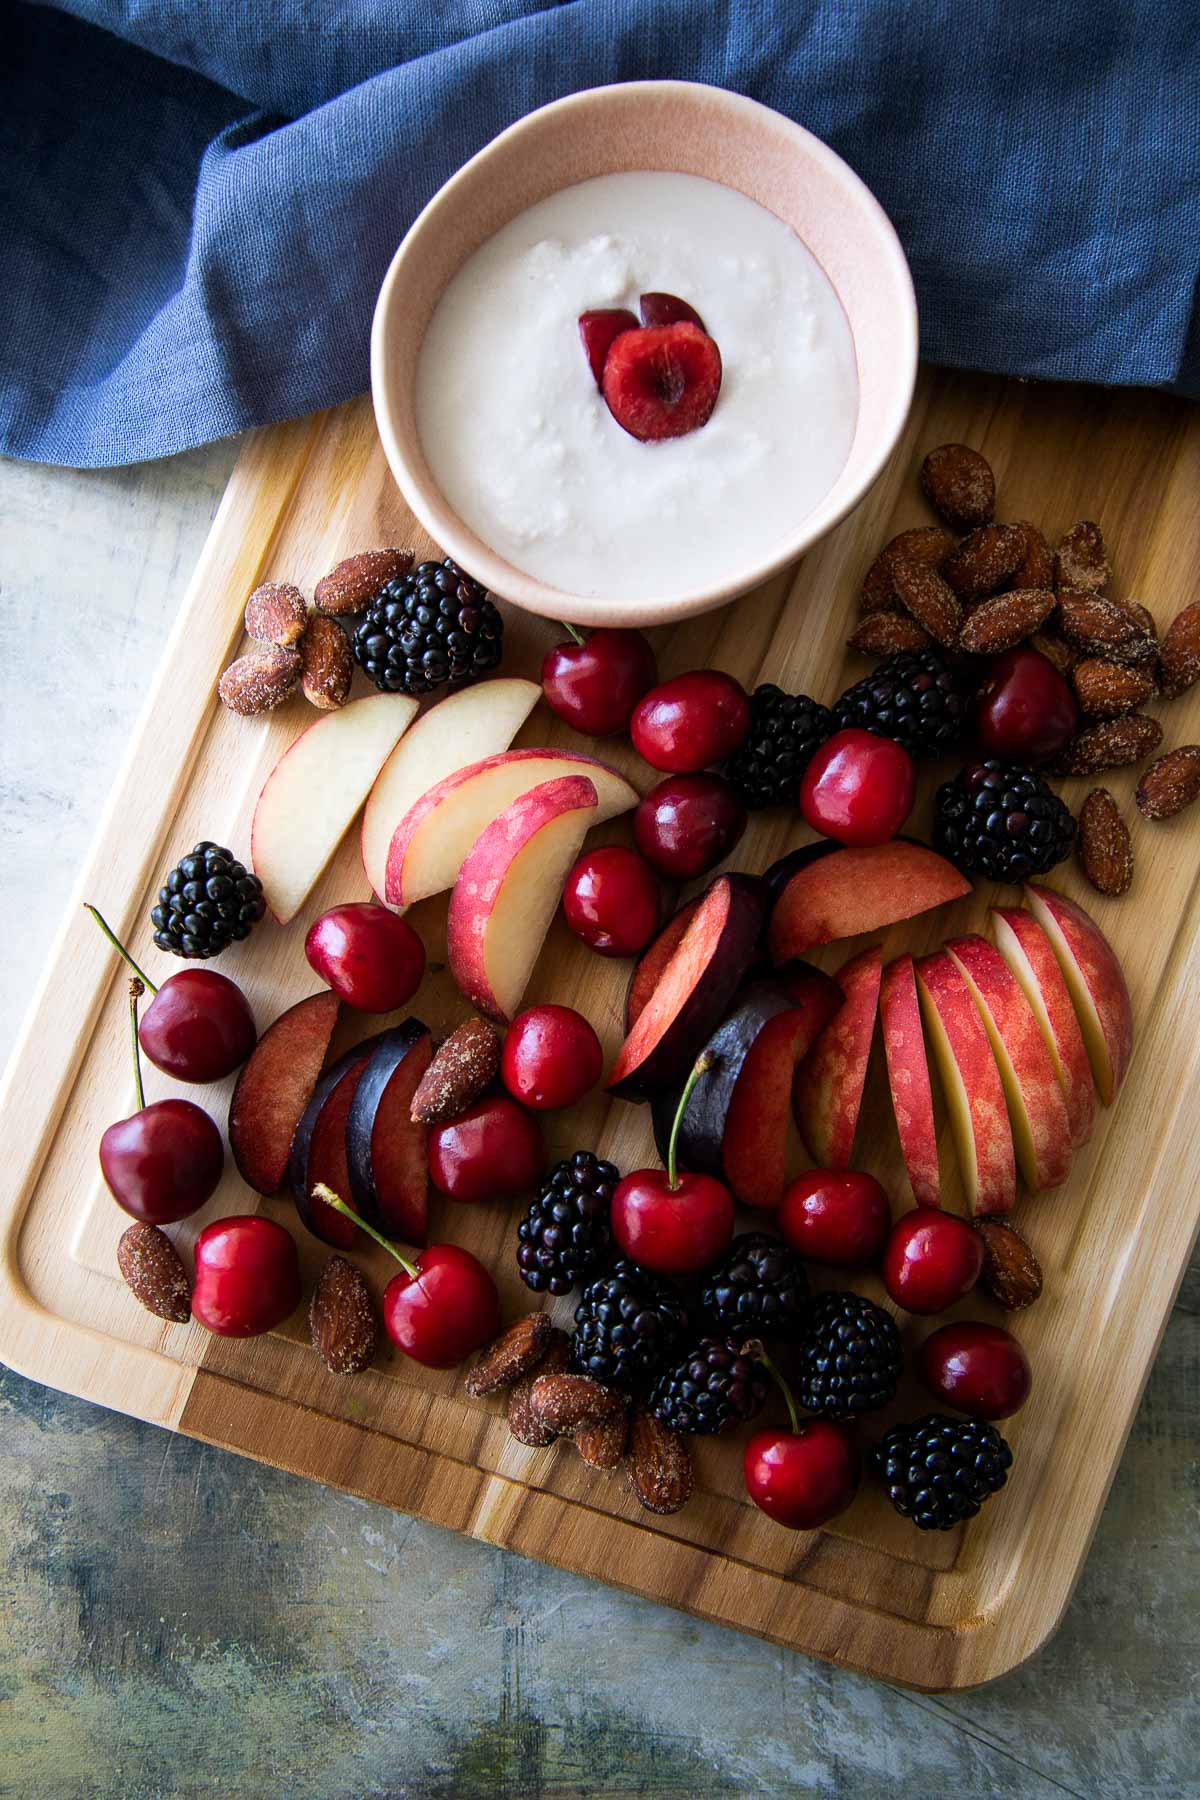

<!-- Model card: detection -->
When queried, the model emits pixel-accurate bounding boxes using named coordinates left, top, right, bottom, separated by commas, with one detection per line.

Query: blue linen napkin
left=3, top=0, right=1197, bottom=468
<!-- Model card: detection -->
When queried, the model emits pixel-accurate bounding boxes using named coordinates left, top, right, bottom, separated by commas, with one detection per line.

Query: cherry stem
left=312, top=1183, right=419, bottom=1277
left=666, top=1051, right=714, bottom=1190
left=85, top=905, right=158, bottom=995
left=558, top=620, right=587, bottom=647
left=750, top=1341, right=801, bottom=1435
left=127, top=979, right=146, bottom=1112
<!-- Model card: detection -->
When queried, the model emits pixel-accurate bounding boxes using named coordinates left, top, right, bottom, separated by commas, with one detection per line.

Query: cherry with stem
left=743, top=1343, right=861, bottom=1530
left=610, top=1052, right=735, bottom=1275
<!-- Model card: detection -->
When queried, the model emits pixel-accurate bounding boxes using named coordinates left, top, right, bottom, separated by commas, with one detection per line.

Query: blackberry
left=795, top=1291, right=903, bottom=1419
left=571, top=1259, right=688, bottom=1392
left=150, top=842, right=265, bottom=960
left=872, top=1414, right=1013, bottom=1530
left=700, top=1233, right=809, bottom=1340
left=832, top=650, right=967, bottom=757
left=649, top=1336, right=769, bottom=1436
left=515, top=1152, right=617, bottom=1296
left=933, top=759, right=1076, bottom=884
left=722, top=684, right=833, bottom=809
left=351, top=558, right=503, bottom=697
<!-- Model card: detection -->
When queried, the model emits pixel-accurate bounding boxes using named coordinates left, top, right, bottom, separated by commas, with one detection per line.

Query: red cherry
left=501, top=1004, right=603, bottom=1110
left=602, top=323, right=722, bottom=442
left=631, top=671, right=751, bottom=773
left=633, top=773, right=746, bottom=879
left=577, top=307, right=639, bottom=387
left=541, top=627, right=658, bottom=737
left=562, top=845, right=660, bottom=957
left=778, top=1169, right=892, bottom=1268
left=799, top=729, right=915, bottom=847
left=639, top=291, right=707, bottom=331
left=304, top=902, right=425, bottom=1012
left=611, top=1050, right=735, bottom=1275
left=191, top=1215, right=301, bottom=1337
left=744, top=1420, right=861, bottom=1529
left=973, top=647, right=1079, bottom=761
left=883, top=1209, right=984, bottom=1315
left=918, top=1320, right=1032, bottom=1419
left=427, top=1093, right=545, bottom=1201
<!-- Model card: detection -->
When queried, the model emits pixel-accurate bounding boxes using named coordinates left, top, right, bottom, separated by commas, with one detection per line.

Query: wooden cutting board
left=3, top=368, right=1199, bottom=1691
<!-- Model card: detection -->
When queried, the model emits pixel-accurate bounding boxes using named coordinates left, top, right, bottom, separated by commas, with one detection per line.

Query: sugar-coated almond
left=576, top=1406, right=629, bottom=1470
left=891, top=559, right=962, bottom=647
left=117, top=1222, right=191, bottom=1323
left=299, top=614, right=353, bottom=710
left=1072, top=658, right=1155, bottom=718
left=314, top=548, right=413, bottom=616
left=847, top=612, right=933, bottom=656
left=1028, top=631, right=1079, bottom=677
left=959, top=587, right=1055, bottom=655
left=1135, top=746, right=1200, bottom=821
left=1007, top=522, right=1055, bottom=591
left=973, top=1219, right=1043, bottom=1311
left=1052, top=713, right=1163, bottom=776
left=859, top=526, right=957, bottom=615
left=1078, top=788, right=1133, bottom=896
left=507, top=1331, right=569, bottom=1446
left=627, top=1405, right=693, bottom=1515
left=942, top=524, right=1027, bottom=599
left=464, top=1312, right=554, bottom=1397
left=1058, top=592, right=1157, bottom=665
left=244, top=580, right=308, bottom=647
left=1159, top=604, right=1200, bottom=698
left=310, top=1255, right=377, bottom=1375
left=529, top=1371, right=623, bottom=1436
left=1054, top=521, right=1109, bottom=594
left=410, top=1017, right=502, bottom=1125
left=217, top=644, right=302, bottom=715
left=919, top=444, right=995, bottom=528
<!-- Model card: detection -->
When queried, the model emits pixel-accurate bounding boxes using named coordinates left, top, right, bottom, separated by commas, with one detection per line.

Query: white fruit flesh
left=916, top=953, right=1017, bottom=1217
left=990, top=907, right=1096, bottom=1147
left=1025, top=884, right=1133, bottom=1106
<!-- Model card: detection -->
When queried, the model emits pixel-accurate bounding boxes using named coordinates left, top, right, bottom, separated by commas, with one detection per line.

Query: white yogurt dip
left=416, top=171, right=858, bottom=604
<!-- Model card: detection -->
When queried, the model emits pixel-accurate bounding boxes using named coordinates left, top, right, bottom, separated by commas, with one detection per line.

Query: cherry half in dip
left=743, top=1349, right=861, bottom=1529
left=972, top=646, right=1079, bottom=761
left=427, top=1093, right=545, bottom=1201
left=800, top=728, right=915, bottom=848
left=315, top=1184, right=499, bottom=1368
left=563, top=845, right=661, bottom=957
left=86, top=904, right=256, bottom=1084
left=501, top=1004, right=603, bottom=1111
left=639, top=291, right=707, bottom=331
left=304, top=901, right=425, bottom=1013
left=541, top=625, right=658, bottom=737
left=778, top=1169, right=892, bottom=1269
left=634, top=773, right=747, bottom=880
left=191, top=1214, right=301, bottom=1337
left=611, top=1052, right=735, bottom=1275
left=883, top=1208, right=984, bottom=1315
left=99, top=979, right=224, bottom=1223
left=603, top=323, right=723, bottom=443
left=631, top=671, right=752, bottom=774
left=918, top=1320, right=1032, bottom=1419
left=577, top=307, right=639, bottom=387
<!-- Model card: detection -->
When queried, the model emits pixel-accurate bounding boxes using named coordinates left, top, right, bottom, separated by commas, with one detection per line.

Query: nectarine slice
left=768, top=841, right=971, bottom=960
left=1025, top=884, right=1133, bottom=1106
left=228, top=990, right=340, bottom=1195
left=915, top=951, right=1016, bottom=1216
left=346, top=1021, right=432, bottom=1244
left=880, top=953, right=941, bottom=1207
left=724, top=986, right=843, bottom=1208
left=626, top=897, right=702, bottom=1032
left=990, top=906, right=1096, bottom=1147
left=793, top=945, right=883, bottom=1169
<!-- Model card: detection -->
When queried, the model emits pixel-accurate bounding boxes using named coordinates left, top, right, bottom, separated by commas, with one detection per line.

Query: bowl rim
left=371, top=79, right=918, bottom=628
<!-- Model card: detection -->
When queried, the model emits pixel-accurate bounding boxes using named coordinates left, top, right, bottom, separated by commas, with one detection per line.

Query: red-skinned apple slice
left=625, top=897, right=703, bottom=1032
left=360, top=679, right=540, bottom=903
left=1025, top=884, right=1134, bottom=1106
left=345, top=1020, right=432, bottom=1243
left=946, top=934, right=1073, bottom=1191
left=768, top=841, right=971, bottom=960
left=228, top=990, right=340, bottom=1195
left=252, top=692, right=419, bottom=923
left=793, top=945, right=883, bottom=1169
left=446, top=776, right=599, bottom=1024
left=990, top=905, right=1096, bottom=1146
left=288, top=1036, right=385, bottom=1247
left=880, top=953, right=941, bottom=1207
left=724, top=982, right=843, bottom=1208
left=915, top=950, right=1016, bottom=1217
left=384, top=748, right=638, bottom=909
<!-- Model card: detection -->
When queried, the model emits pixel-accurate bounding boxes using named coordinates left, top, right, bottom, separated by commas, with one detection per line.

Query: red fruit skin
left=191, top=1215, right=301, bottom=1337
left=610, top=1171, right=735, bottom=1276
left=883, top=1208, right=984, bottom=1315
left=919, top=1321, right=1032, bottom=1420
left=304, top=903, right=425, bottom=1013
left=602, top=323, right=722, bottom=442
left=563, top=846, right=661, bottom=957
left=800, top=729, right=916, bottom=848
left=577, top=308, right=639, bottom=387
left=99, top=1099, right=223, bottom=1223
left=639, top=291, right=707, bottom=331
left=633, top=773, right=747, bottom=879
left=138, top=970, right=256, bottom=1084
left=625, top=898, right=703, bottom=1032
left=427, top=1094, right=545, bottom=1201
left=973, top=648, right=1079, bottom=760
left=744, top=1420, right=861, bottom=1529
left=631, top=671, right=751, bottom=774
left=778, top=1170, right=892, bottom=1268
left=382, top=1244, right=500, bottom=1368
left=541, top=628, right=658, bottom=737
left=501, top=1004, right=603, bottom=1110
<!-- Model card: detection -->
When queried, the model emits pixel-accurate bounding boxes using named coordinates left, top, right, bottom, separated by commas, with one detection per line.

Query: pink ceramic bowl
left=371, top=81, right=918, bottom=629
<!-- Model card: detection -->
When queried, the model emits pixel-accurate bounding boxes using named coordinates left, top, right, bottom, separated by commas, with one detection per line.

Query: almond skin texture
left=529, top=1371, right=623, bottom=1436
left=1029, top=631, right=1079, bottom=677
left=627, top=1405, right=693, bottom=1515
left=1007, top=522, right=1055, bottom=591
left=919, top=443, right=995, bottom=528
left=299, top=614, right=353, bottom=710
left=410, top=1017, right=502, bottom=1125
left=117, top=1222, right=191, bottom=1322
left=959, top=588, right=1055, bottom=655
left=1078, top=788, right=1133, bottom=896
left=1058, top=593, right=1157, bottom=665
left=847, top=613, right=933, bottom=656
left=217, top=644, right=302, bottom=715
left=464, top=1312, right=554, bottom=1397
left=891, top=559, right=962, bottom=647
left=1136, top=746, right=1200, bottom=821
left=859, top=526, right=957, bottom=615
left=576, top=1406, right=629, bottom=1470
left=1054, top=521, right=1109, bottom=594
left=1053, top=713, right=1163, bottom=776
left=1159, top=604, right=1200, bottom=698
left=1072, top=658, right=1155, bottom=718
left=942, top=524, right=1027, bottom=599
left=314, top=548, right=414, bottom=616
left=244, top=581, right=309, bottom=647
left=310, top=1255, right=377, bottom=1375
left=974, top=1219, right=1043, bottom=1310
left=507, top=1331, right=569, bottom=1446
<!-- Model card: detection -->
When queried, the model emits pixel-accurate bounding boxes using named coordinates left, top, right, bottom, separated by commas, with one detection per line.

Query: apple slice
left=228, top=990, right=340, bottom=1195
left=384, top=747, right=638, bottom=908
left=447, top=776, right=599, bottom=1023
left=607, top=875, right=768, bottom=1102
left=946, top=934, right=1073, bottom=1191
left=724, top=982, right=844, bottom=1208
left=288, top=1035, right=385, bottom=1247
left=1025, top=884, right=1134, bottom=1106
left=626, top=897, right=703, bottom=1032
left=768, top=841, right=971, bottom=960
left=915, top=950, right=1016, bottom=1216
left=252, top=692, right=419, bottom=924
left=360, top=679, right=540, bottom=903
left=793, top=945, right=883, bottom=1169
left=346, top=1020, right=432, bottom=1244
left=990, top=906, right=1096, bottom=1146
left=880, top=953, right=941, bottom=1207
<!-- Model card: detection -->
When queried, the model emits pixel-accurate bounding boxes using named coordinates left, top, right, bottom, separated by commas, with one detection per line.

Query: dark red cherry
left=973, top=648, right=1079, bottom=761
left=744, top=1419, right=861, bottom=1529
left=500, top=1004, right=603, bottom=1110
left=633, top=773, right=746, bottom=879
left=562, top=846, right=660, bottom=957
left=883, top=1209, right=984, bottom=1315
left=639, top=291, right=707, bottom=331
left=778, top=1169, right=892, bottom=1268
left=540, top=627, right=658, bottom=737
left=918, top=1320, right=1032, bottom=1419
left=577, top=308, right=639, bottom=386
left=304, top=902, right=425, bottom=1012
left=191, top=1215, right=301, bottom=1337
left=100, top=1098, right=224, bottom=1224
left=610, top=1051, right=734, bottom=1275
left=800, top=729, right=915, bottom=847
left=631, top=671, right=751, bottom=773
left=427, top=1094, right=545, bottom=1201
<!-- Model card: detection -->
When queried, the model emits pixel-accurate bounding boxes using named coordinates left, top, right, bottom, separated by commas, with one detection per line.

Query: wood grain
left=2, top=367, right=1199, bottom=1690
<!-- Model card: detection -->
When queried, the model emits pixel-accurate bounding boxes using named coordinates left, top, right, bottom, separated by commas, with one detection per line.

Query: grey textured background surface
left=1, top=444, right=1197, bottom=1799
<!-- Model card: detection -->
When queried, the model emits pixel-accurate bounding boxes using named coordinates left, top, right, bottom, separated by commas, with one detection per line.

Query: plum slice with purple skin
left=640, top=292, right=707, bottom=332
left=577, top=308, right=639, bottom=387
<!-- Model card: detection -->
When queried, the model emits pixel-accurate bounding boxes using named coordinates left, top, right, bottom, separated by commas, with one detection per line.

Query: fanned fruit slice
left=915, top=950, right=1017, bottom=1217
left=626, top=897, right=703, bottom=1032
left=724, top=977, right=844, bottom=1208
left=793, top=945, right=883, bottom=1169
left=289, top=1036, right=385, bottom=1247
left=1025, top=884, right=1134, bottom=1106
left=229, top=990, right=340, bottom=1195
left=946, top=934, right=1073, bottom=1191
left=651, top=986, right=794, bottom=1175
left=346, top=1020, right=432, bottom=1244
left=990, top=906, right=1096, bottom=1147
left=768, top=841, right=971, bottom=960
left=880, top=953, right=941, bottom=1207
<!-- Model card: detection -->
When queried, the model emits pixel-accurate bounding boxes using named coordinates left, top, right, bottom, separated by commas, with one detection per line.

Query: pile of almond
left=852, top=443, right=1200, bottom=898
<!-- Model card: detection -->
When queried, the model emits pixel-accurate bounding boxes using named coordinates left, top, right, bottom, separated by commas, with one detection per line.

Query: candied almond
left=1135, top=746, right=1200, bottom=821
left=217, top=644, right=302, bottom=715
left=919, top=444, right=995, bottom=528
left=891, top=559, right=962, bottom=647
left=576, top=1406, right=628, bottom=1470
left=314, top=548, right=414, bottom=616
left=299, top=614, right=353, bottom=710
left=1052, top=713, right=1163, bottom=776
left=310, top=1255, right=377, bottom=1375
left=464, top=1312, right=554, bottom=1397
left=627, top=1405, right=693, bottom=1515
left=859, top=525, right=957, bottom=615
left=942, top=524, right=1027, bottom=599
left=973, top=1220, right=1043, bottom=1311
left=847, top=612, right=932, bottom=656
left=1078, top=789, right=1133, bottom=896
left=117, top=1222, right=191, bottom=1323
left=507, top=1330, right=569, bottom=1446
left=1054, top=521, right=1109, bottom=594
left=1007, top=522, right=1055, bottom=591
left=1072, top=658, right=1155, bottom=719
left=959, top=587, right=1055, bottom=655
left=1159, top=604, right=1200, bottom=698
left=1029, top=631, right=1079, bottom=677
left=1058, top=592, right=1157, bottom=664
left=411, top=1017, right=502, bottom=1125
left=244, top=580, right=308, bottom=647
left=530, top=1371, right=623, bottom=1436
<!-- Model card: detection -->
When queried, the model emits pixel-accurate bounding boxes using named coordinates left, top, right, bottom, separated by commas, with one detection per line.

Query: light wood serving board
left=3, top=369, right=1199, bottom=1691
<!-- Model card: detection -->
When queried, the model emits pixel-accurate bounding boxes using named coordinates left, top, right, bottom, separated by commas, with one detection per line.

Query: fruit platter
left=3, top=367, right=1199, bottom=1692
